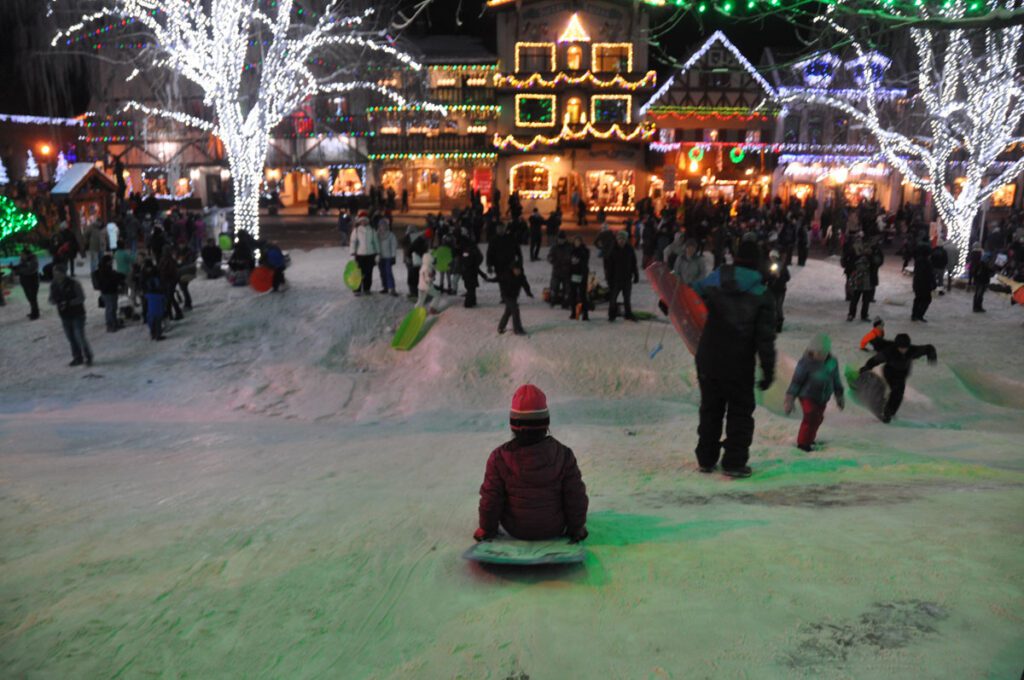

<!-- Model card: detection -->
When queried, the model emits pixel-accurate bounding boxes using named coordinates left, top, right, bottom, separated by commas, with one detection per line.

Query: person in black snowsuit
left=911, top=243, right=936, bottom=322
left=528, top=209, right=545, bottom=261
left=11, top=247, right=41, bottom=319
left=568, top=236, right=590, bottom=321
left=95, top=255, right=125, bottom=332
left=497, top=264, right=533, bottom=335
left=859, top=333, right=937, bottom=422
left=546, top=208, right=562, bottom=247
left=458, top=238, right=486, bottom=308
left=796, top=221, right=809, bottom=266
left=546, top=232, right=572, bottom=308
left=605, top=231, right=639, bottom=321
left=690, top=240, right=777, bottom=477
left=930, top=244, right=949, bottom=292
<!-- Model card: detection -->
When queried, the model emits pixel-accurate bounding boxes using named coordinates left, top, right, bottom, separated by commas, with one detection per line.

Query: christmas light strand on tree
left=0, top=196, right=39, bottom=242
left=778, top=0, right=1024, bottom=274
left=52, top=1, right=442, bottom=239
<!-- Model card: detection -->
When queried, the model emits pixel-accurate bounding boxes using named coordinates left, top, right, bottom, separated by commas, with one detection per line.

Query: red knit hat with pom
left=510, top=384, right=549, bottom=430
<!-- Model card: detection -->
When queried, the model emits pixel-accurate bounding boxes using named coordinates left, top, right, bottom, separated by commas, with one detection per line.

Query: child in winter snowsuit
left=416, top=251, right=442, bottom=312
left=859, top=333, right=937, bottom=422
left=785, top=334, right=845, bottom=451
left=475, top=384, right=589, bottom=542
left=859, top=317, right=885, bottom=351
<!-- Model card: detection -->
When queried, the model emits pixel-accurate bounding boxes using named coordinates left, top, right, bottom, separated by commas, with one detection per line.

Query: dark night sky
left=0, top=0, right=804, bottom=117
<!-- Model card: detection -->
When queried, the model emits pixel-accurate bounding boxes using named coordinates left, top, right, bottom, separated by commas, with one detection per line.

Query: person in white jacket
left=106, top=221, right=120, bottom=252
left=350, top=215, right=379, bottom=295
left=376, top=218, right=398, bottom=296
left=416, top=251, right=442, bottom=312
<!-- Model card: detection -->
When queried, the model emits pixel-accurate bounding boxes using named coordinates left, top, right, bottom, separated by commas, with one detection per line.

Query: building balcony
left=368, top=134, right=495, bottom=156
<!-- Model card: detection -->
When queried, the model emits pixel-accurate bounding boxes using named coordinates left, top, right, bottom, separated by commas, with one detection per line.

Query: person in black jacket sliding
left=690, top=240, right=777, bottom=477
left=859, top=332, right=937, bottom=422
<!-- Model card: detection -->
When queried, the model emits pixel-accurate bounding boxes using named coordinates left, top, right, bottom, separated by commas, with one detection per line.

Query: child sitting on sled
left=474, top=384, right=589, bottom=543
left=784, top=333, right=845, bottom=452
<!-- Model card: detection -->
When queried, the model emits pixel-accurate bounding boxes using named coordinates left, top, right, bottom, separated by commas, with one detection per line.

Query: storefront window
left=845, top=182, right=875, bottom=205
left=515, top=43, right=555, bottom=72
left=381, top=169, right=404, bottom=192
left=443, top=168, right=467, bottom=199
left=510, top=162, right=552, bottom=198
left=413, top=168, right=441, bottom=202
left=330, top=167, right=364, bottom=195
left=586, top=170, right=635, bottom=209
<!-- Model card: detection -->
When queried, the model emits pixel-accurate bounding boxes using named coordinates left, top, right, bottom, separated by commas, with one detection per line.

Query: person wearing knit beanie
left=474, top=384, right=589, bottom=543
left=784, top=333, right=844, bottom=451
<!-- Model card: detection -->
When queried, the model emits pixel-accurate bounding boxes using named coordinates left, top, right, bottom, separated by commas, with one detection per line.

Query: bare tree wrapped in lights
left=49, top=0, right=441, bottom=239
left=777, top=0, right=1024, bottom=274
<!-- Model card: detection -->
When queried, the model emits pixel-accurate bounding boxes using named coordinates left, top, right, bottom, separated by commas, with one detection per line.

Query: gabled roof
left=51, top=163, right=117, bottom=196
left=408, top=35, right=497, bottom=66
left=640, top=31, right=776, bottom=116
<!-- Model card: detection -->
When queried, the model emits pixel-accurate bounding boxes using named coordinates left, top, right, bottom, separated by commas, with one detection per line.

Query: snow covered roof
left=50, top=163, right=117, bottom=196
left=640, top=31, right=776, bottom=116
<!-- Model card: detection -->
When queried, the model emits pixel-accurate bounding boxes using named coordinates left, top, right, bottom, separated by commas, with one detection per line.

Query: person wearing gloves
left=690, top=239, right=777, bottom=477
left=349, top=213, right=379, bottom=295
left=784, top=334, right=845, bottom=452
left=416, top=251, right=442, bottom=313
left=474, top=384, right=589, bottom=543
left=859, top=332, right=937, bottom=422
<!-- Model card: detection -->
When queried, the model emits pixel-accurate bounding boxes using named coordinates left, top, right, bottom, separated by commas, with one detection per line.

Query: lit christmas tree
left=54, top=151, right=69, bottom=183
left=0, top=157, right=9, bottom=186
left=24, top=150, right=40, bottom=180
left=51, top=1, right=442, bottom=240
left=0, top=195, right=39, bottom=241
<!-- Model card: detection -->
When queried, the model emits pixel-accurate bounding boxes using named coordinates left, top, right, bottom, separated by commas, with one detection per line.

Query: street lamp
left=40, top=144, right=52, bottom=156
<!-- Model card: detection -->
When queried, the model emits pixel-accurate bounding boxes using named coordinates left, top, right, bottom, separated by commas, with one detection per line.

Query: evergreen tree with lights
left=0, top=157, right=9, bottom=186
left=777, top=0, right=1024, bottom=274
left=24, top=150, right=39, bottom=180
left=54, top=151, right=69, bottom=183
left=49, top=0, right=442, bottom=239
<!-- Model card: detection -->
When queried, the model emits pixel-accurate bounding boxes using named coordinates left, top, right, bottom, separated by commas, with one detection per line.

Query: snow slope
left=1, top=249, right=1022, bottom=678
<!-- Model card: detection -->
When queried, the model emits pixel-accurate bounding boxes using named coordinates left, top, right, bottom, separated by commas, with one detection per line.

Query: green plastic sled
left=433, top=246, right=453, bottom=273
left=218, top=233, right=233, bottom=251
left=392, top=307, right=428, bottom=351
left=344, top=260, right=363, bottom=291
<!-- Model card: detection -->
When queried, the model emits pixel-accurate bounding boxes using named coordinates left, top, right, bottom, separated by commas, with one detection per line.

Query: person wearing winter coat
left=486, top=223, right=522, bottom=278
left=416, top=251, right=442, bottom=312
left=567, top=236, right=590, bottom=321
left=930, top=243, right=949, bottom=291
left=122, top=213, right=140, bottom=256
left=941, top=239, right=959, bottom=292
left=672, top=238, right=706, bottom=286
left=690, top=240, right=777, bottom=477
left=105, top=221, right=120, bottom=252
left=49, top=264, right=93, bottom=366
left=350, top=215, right=379, bottom=295
left=376, top=219, right=398, bottom=296
left=141, top=260, right=167, bottom=340
left=200, top=238, right=224, bottom=279
left=972, top=248, right=993, bottom=313
left=765, top=250, right=791, bottom=333
left=663, top=232, right=687, bottom=271
left=859, top=333, right=937, bottom=422
left=497, top=264, right=533, bottom=335
left=546, top=232, right=572, bottom=307
left=784, top=333, right=845, bottom=452
left=605, top=230, right=639, bottom=321
left=11, top=247, right=40, bottom=319
left=474, top=384, right=589, bottom=543
left=911, top=242, right=936, bottom=322
left=458, top=239, right=486, bottom=308
left=159, top=251, right=184, bottom=321
left=87, top=222, right=106, bottom=272
left=95, top=254, right=125, bottom=332
left=403, top=227, right=429, bottom=298
left=842, top=235, right=878, bottom=322
left=528, top=208, right=545, bottom=261
left=546, top=208, right=562, bottom=247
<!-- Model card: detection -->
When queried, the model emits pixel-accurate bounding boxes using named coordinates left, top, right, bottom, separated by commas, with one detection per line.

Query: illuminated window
left=566, top=97, right=583, bottom=124
left=516, top=94, right=557, bottom=128
left=586, top=169, right=635, bottom=209
left=510, top=162, right=552, bottom=198
left=992, top=183, right=1016, bottom=207
left=515, top=42, right=556, bottom=72
left=591, top=95, right=631, bottom=124
left=331, top=167, right=365, bottom=196
left=567, top=45, right=583, bottom=70
left=592, top=43, right=632, bottom=73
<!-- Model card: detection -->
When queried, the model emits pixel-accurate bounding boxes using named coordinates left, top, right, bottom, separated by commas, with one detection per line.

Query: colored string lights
left=494, top=122, right=656, bottom=152
left=494, top=71, right=657, bottom=91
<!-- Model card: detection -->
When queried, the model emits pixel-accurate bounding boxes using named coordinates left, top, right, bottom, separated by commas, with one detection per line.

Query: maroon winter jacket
left=478, top=434, right=588, bottom=540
